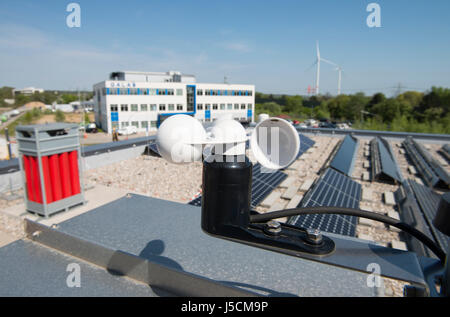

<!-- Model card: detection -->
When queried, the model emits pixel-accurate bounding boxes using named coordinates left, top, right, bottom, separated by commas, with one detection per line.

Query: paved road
left=0, top=106, right=27, bottom=131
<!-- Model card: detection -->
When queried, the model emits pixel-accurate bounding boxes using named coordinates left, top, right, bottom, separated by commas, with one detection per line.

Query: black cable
left=250, top=206, right=446, bottom=263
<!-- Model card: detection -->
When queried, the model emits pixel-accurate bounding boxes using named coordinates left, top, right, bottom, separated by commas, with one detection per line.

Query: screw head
left=306, top=228, right=323, bottom=244
left=265, top=220, right=282, bottom=235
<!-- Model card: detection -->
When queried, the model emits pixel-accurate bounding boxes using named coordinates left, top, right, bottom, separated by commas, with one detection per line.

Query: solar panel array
left=395, top=179, right=447, bottom=259
left=296, top=133, right=316, bottom=159
left=370, top=137, right=403, bottom=183
left=189, top=163, right=288, bottom=207
left=440, top=144, right=450, bottom=162
left=288, top=168, right=362, bottom=237
left=329, top=135, right=359, bottom=177
left=408, top=180, right=449, bottom=254
left=403, top=137, right=450, bottom=189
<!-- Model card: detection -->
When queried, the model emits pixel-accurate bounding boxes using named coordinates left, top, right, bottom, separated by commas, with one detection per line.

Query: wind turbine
left=313, top=41, right=343, bottom=95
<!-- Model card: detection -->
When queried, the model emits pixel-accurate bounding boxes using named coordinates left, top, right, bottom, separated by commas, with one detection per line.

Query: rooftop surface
left=0, top=130, right=449, bottom=296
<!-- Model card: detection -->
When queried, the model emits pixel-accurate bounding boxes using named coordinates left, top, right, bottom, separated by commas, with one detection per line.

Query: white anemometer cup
left=156, top=114, right=300, bottom=170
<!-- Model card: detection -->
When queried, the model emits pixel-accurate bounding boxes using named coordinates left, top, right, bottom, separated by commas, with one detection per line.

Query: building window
left=176, top=89, right=183, bottom=96
left=205, top=90, right=210, bottom=96
left=150, top=121, right=157, bottom=128
left=121, top=104, right=128, bottom=111
left=168, top=104, right=175, bottom=111
left=131, top=121, right=139, bottom=128
left=149, top=89, right=156, bottom=95
left=241, top=104, right=246, bottom=110
left=131, top=104, right=138, bottom=111
left=213, top=104, right=218, bottom=110
left=141, top=104, right=148, bottom=111
left=197, top=89, right=203, bottom=96
left=130, top=88, right=138, bottom=95
left=141, top=121, right=148, bottom=129
left=197, top=104, right=203, bottom=110
left=150, top=104, right=157, bottom=111
left=121, top=122, right=129, bottom=128
left=220, top=104, right=225, bottom=110
left=177, top=104, right=183, bottom=111
left=205, top=104, right=211, bottom=110
left=110, top=104, right=118, bottom=112
left=234, top=104, right=239, bottom=110
left=248, top=103, right=252, bottom=110
left=159, top=104, right=166, bottom=111
left=227, top=104, right=232, bottom=110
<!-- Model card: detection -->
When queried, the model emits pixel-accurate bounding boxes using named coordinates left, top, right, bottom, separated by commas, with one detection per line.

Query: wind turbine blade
left=316, top=41, right=320, bottom=59
left=304, top=60, right=317, bottom=72
left=320, top=58, right=338, bottom=67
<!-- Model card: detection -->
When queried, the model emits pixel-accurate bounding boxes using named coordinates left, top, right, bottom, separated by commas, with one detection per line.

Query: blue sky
left=0, top=0, right=449, bottom=96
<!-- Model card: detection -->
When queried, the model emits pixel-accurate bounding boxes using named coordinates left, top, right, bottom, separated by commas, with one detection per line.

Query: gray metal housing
left=15, top=123, right=85, bottom=217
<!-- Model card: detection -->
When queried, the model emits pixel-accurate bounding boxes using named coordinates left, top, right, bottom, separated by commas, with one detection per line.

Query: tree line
left=0, top=86, right=93, bottom=108
left=255, top=87, right=450, bottom=134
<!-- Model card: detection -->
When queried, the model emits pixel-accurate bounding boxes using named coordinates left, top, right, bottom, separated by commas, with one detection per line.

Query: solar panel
left=188, top=163, right=287, bottom=207
left=329, top=135, right=359, bottom=176
left=403, top=137, right=450, bottom=188
left=147, top=142, right=161, bottom=157
left=441, top=144, right=450, bottom=161
left=251, top=164, right=288, bottom=206
left=395, top=180, right=441, bottom=258
left=288, top=168, right=361, bottom=237
left=295, top=133, right=316, bottom=160
left=408, top=179, right=449, bottom=253
left=371, top=137, right=403, bottom=183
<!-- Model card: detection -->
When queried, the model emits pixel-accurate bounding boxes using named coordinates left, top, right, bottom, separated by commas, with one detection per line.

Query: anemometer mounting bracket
left=200, top=155, right=335, bottom=257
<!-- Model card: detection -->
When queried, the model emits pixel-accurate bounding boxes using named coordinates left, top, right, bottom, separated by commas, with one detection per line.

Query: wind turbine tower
left=315, top=41, right=321, bottom=95
left=337, top=66, right=343, bottom=95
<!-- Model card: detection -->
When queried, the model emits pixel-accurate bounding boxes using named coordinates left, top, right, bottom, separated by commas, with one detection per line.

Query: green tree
left=396, top=91, right=423, bottom=109
left=366, top=92, right=386, bottom=112
left=255, top=102, right=282, bottom=117
left=14, top=94, right=31, bottom=107
left=345, top=92, right=369, bottom=122
left=60, top=94, right=78, bottom=104
left=284, top=95, right=303, bottom=113
left=325, top=94, right=350, bottom=120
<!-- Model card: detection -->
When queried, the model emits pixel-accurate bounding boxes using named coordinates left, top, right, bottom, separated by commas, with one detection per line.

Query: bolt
left=306, top=228, right=322, bottom=244
left=265, top=220, right=281, bottom=235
